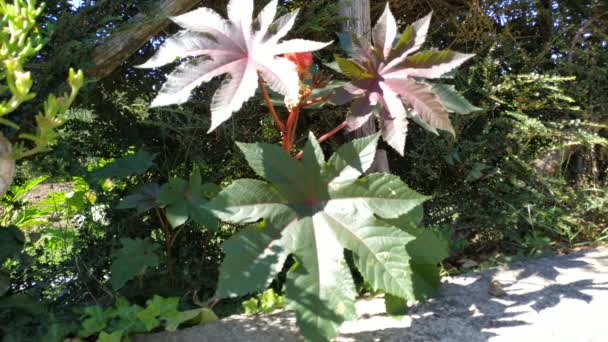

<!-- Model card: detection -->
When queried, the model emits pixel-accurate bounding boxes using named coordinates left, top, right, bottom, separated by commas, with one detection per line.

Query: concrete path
left=137, top=246, right=608, bottom=342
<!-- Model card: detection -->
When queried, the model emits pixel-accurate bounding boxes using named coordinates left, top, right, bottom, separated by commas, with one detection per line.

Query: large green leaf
left=386, top=212, right=450, bottom=300
left=89, top=150, right=156, bottom=182
left=116, top=183, right=160, bottom=213
left=110, top=238, right=160, bottom=290
left=208, top=134, right=428, bottom=341
left=213, top=213, right=292, bottom=299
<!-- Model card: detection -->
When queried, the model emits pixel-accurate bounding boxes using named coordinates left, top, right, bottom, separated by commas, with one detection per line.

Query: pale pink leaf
left=347, top=97, right=375, bottom=131
left=331, top=83, right=365, bottom=106
left=273, top=39, right=333, bottom=55
left=385, top=78, right=454, bottom=135
left=383, top=12, right=433, bottom=72
left=136, top=31, right=217, bottom=68
left=257, top=56, right=300, bottom=99
left=256, top=0, right=278, bottom=38
left=398, top=51, right=475, bottom=79
left=171, top=8, right=236, bottom=45
left=407, top=12, right=432, bottom=55
left=209, top=60, right=259, bottom=132
left=144, top=0, right=330, bottom=132
left=379, top=81, right=406, bottom=120
left=227, top=0, right=254, bottom=33
left=268, top=10, right=300, bottom=43
left=372, top=3, right=398, bottom=59
left=381, top=111, right=409, bottom=155
left=150, top=56, right=238, bottom=108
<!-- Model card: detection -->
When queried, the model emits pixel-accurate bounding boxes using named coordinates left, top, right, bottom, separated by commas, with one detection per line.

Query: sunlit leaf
left=140, top=0, right=331, bottom=132
left=208, top=134, right=427, bottom=341
left=332, top=6, right=475, bottom=155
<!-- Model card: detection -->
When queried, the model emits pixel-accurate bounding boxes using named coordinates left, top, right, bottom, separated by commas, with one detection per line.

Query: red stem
left=295, top=120, right=347, bottom=160
left=258, top=76, right=285, bottom=132
left=155, top=208, right=174, bottom=278
left=304, top=93, right=335, bottom=106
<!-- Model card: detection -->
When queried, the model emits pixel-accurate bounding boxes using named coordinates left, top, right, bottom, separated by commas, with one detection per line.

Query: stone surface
left=136, top=246, right=608, bottom=342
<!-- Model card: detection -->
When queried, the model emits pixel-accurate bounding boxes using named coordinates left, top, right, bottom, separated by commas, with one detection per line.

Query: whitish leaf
left=136, top=31, right=216, bottom=68
left=397, top=50, right=475, bottom=79
left=110, top=238, right=160, bottom=290
left=141, top=0, right=330, bottom=132
left=207, top=134, right=427, bottom=341
left=391, top=12, right=432, bottom=59
left=329, top=5, right=474, bottom=154
left=372, top=3, right=398, bottom=58
left=385, top=78, right=455, bottom=136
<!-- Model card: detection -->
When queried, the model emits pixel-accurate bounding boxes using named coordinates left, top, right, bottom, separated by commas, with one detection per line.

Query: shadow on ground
left=136, top=247, right=608, bottom=342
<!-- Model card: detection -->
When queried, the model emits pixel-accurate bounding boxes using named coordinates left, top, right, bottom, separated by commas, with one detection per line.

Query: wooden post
left=338, top=0, right=390, bottom=172
left=88, top=0, right=201, bottom=79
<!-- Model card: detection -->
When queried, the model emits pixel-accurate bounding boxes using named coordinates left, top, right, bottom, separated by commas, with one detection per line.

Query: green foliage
left=111, top=238, right=160, bottom=290
left=242, top=288, right=284, bottom=315
left=157, top=171, right=218, bottom=229
left=79, top=296, right=218, bottom=340
left=3, top=0, right=608, bottom=341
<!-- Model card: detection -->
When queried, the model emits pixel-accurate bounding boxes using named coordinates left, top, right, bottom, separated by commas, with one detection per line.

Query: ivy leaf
left=110, top=238, right=160, bottom=290
left=333, top=5, right=474, bottom=155
left=89, top=150, right=156, bottom=183
left=139, top=0, right=331, bottom=132
left=97, top=330, right=123, bottom=342
left=79, top=306, right=108, bottom=337
left=116, top=183, right=160, bottom=213
left=208, top=133, right=427, bottom=341
left=136, top=295, right=205, bottom=332
left=158, top=171, right=218, bottom=229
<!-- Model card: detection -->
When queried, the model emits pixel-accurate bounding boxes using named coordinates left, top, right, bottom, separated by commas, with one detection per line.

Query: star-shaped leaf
left=332, top=4, right=475, bottom=155
left=139, top=0, right=332, bottom=132
left=157, top=170, right=218, bottom=229
left=116, top=183, right=160, bottom=213
left=207, top=133, right=428, bottom=341
left=110, top=238, right=160, bottom=291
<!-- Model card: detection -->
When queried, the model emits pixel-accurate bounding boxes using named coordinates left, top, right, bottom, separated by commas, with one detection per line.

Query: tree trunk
left=88, top=0, right=201, bottom=79
left=339, top=0, right=390, bottom=172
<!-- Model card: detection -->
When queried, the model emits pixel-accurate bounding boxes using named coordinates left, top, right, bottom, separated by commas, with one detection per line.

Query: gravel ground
left=136, top=246, right=608, bottom=342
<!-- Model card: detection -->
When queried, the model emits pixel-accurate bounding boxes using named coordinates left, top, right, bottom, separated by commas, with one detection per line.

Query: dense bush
left=1, top=0, right=607, bottom=341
